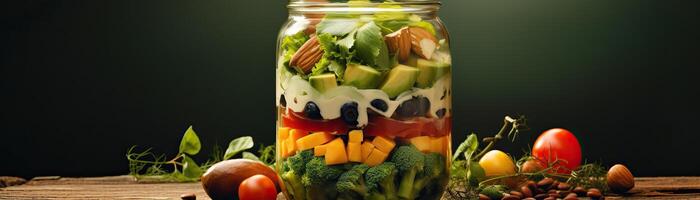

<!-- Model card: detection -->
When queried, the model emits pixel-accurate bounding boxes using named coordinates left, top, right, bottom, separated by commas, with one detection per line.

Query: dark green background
left=2, top=0, right=698, bottom=178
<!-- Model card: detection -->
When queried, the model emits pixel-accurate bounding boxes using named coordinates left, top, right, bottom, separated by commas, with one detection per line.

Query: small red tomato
left=532, top=128, right=582, bottom=174
left=238, top=174, right=277, bottom=200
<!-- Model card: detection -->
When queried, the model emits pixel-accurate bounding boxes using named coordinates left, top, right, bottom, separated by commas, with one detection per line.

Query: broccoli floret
left=337, top=164, right=370, bottom=199
left=365, top=162, right=399, bottom=200
left=300, top=157, right=345, bottom=200
left=410, top=153, right=446, bottom=199
left=282, top=170, right=306, bottom=200
left=305, top=183, right=338, bottom=200
left=366, top=193, right=387, bottom=200
left=421, top=153, right=445, bottom=178
left=287, top=150, right=314, bottom=174
left=303, top=157, right=345, bottom=186
left=281, top=159, right=291, bottom=173
left=390, top=145, right=425, bottom=199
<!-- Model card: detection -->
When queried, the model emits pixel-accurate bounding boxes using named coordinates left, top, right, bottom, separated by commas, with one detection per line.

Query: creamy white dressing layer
left=276, top=67, right=451, bottom=127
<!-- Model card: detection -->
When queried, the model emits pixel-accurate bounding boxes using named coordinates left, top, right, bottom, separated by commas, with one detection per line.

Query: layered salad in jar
left=276, top=7, right=452, bottom=200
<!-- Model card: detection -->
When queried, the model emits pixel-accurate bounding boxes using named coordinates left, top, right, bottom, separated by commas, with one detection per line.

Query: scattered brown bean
left=527, top=181, right=538, bottom=191
left=563, top=197, right=578, bottom=200
left=543, top=197, right=556, bottom=200
left=587, top=188, right=602, bottom=198
left=523, top=198, right=536, bottom=200
left=536, top=188, right=546, bottom=194
left=521, top=186, right=533, bottom=197
left=180, top=193, right=196, bottom=200
left=537, top=178, right=554, bottom=188
left=549, top=181, right=559, bottom=190
left=572, top=186, right=586, bottom=196
left=479, top=193, right=492, bottom=200
left=547, top=189, right=557, bottom=194
left=534, top=193, right=548, bottom=200
left=564, top=193, right=579, bottom=200
left=502, top=194, right=520, bottom=200
left=548, top=193, right=560, bottom=198
left=510, top=191, right=523, bottom=198
left=558, top=190, right=570, bottom=197
left=558, top=182, right=571, bottom=190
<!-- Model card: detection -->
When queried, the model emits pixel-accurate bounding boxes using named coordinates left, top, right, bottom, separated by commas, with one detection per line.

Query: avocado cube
left=380, top=65, right=419, bottom=99
left=342, top=63, right=382, bottom=89
left=309, top=73, right=338, bottom=93
left=415, top=59, right=451, bottom=88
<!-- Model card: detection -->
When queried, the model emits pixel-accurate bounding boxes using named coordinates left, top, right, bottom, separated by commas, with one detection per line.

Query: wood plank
left=611, top=177, right=700, bottom=199
left=0, top=176, right=210, bottom=200
left=1, top=176, right=699, bottom=199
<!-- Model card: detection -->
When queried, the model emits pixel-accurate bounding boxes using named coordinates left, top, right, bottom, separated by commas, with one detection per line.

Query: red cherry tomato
left=238, top=174, right=277, bottom=200
left=532, top=128, right=582, bottom=174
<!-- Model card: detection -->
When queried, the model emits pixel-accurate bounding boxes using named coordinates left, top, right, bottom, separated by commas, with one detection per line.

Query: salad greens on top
left=280, top=7, right=439, bottom=81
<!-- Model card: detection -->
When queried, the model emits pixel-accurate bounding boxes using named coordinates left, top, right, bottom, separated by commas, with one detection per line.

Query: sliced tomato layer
left=281, top=110, right=451, bottom=138
left=281, top=111, right=349, bottom=134
left=364, top=115, right=451, bottom=139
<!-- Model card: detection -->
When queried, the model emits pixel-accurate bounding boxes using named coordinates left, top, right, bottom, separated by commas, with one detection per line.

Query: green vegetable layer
left=280, top=145, right=448, bottom=200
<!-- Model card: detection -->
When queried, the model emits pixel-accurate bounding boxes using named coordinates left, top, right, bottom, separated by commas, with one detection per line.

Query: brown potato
left=201, top=159, right=281, bottom=200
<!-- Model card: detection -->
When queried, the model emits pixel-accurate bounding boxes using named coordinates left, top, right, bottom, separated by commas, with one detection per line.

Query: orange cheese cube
left=289, top=129, right=308, bottom=142
left=279, top=139, right=289, bottom=158
left=296, top=131, right=335, bottom=151
left=347, top=142, right=362, bottom=162
left=372, top=136, right=396, bottom=153
left=278, top=127, right=290, bottom=140
left=314, top=145, right=327, bottom=156
left=285, top=138, right=296, bottom=156
left=285, top=129, right=308, bottom=155
left=324, top=138, right=348, bottom=165
left=364, top=148, right=389, bottom=167
left=348, top=130, right=364, bottom=143
left=431, top=136, right=447, bottom=154
left=409, top=136, right=432, bottom=153
left=361, top=142, right=375, bottom=162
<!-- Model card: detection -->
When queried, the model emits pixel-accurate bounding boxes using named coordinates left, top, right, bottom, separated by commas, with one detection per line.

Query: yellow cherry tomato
left=478, top=150, right=516, bottom=177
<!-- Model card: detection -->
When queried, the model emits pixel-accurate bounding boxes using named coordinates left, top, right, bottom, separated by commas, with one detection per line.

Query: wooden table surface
left=1, top=176, right=699, bottom=199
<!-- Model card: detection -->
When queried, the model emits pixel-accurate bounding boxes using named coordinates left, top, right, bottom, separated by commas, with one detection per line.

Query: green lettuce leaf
left=316, top=19, right=359, bottom=36
left=311, top=57, right=331, bottom=76
left=310, top=33, right=339, bottom=76
left=280, top=32, right=310, bottom=68
left=336, top=30, right=356, bottom=51
left=355, top=21, right=390, bottom=70
left=336, top=30, right=356, bottom=63
left=281, top=31, right=309, bottom=51
left=375, top=17, right=436, bottom=36
left=376, top=20, right=411, bottom=35
left=328, top=61, right=346, bottom=81
left=318, top=33, right=338, bottom=55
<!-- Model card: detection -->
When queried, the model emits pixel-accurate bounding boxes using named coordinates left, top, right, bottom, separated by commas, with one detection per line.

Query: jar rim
left=288, top=0, right=441, bottom=14
left=288, top=0, right=441, bottom=8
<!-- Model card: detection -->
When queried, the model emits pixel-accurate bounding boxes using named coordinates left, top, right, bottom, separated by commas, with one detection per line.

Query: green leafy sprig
left=446, top=115, right=527, bottom=199
left=126, top=126, right=272, bottom=182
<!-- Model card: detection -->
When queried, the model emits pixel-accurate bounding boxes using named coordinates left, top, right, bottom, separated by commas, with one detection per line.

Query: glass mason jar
left=276, top=1, right=451, bottom=199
